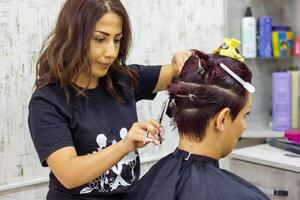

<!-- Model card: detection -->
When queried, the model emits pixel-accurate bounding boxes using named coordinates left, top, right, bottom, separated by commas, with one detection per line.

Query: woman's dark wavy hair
left=35, top=0, right=137, bottom=102
left=167, top=50, right=252, bottom=141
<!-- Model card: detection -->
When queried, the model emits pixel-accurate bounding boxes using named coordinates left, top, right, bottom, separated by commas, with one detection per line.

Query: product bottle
left=272, top=71, right=291, bottom=131
left=289, top=66, right=300, bottom=129
left=242, top=7, right=257, bottom=58
left=293, top=36, right=300, bottom=57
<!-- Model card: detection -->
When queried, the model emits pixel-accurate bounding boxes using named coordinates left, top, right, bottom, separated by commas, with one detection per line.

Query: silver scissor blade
left=158, top=99, right=168, bottom=123
left=157, top=99, right=168, bottom=144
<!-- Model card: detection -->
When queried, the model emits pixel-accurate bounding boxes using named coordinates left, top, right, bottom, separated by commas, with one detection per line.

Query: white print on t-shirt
left=80, top=128, right=137, bottom=194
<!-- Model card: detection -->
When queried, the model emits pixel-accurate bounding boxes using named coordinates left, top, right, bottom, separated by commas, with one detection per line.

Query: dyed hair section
left=35, top=0, right=137, bottom=102
left=167, top=50, right=252, bottom=141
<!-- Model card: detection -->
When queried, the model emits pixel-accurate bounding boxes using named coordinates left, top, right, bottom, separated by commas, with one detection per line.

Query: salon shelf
left=242, top=129, right=283, bottom=138
left=245, top=56, right=297, bottom=60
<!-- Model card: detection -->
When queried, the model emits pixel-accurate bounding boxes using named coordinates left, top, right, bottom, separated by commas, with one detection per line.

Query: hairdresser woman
left=28, top=0, right=190, bottom=199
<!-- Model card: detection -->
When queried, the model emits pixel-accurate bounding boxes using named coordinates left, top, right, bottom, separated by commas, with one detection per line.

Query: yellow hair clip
left=212, top=38, right=244, bottom=62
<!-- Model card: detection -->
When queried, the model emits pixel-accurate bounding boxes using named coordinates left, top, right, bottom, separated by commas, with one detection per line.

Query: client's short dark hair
left=167, top=50, right=252, bottom=141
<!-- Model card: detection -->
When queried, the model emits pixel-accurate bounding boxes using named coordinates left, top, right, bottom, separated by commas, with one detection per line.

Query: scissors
left=156, top=99, right=168, bottom=144
left=146, top=99, right=168, bottom=144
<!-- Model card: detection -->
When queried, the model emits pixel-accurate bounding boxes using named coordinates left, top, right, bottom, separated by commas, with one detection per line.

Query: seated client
left=123, top=38, right=270, bottom=200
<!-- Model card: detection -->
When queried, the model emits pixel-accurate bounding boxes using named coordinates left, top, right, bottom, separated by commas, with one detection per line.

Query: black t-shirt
left=28, top=65, right=161, bottom=200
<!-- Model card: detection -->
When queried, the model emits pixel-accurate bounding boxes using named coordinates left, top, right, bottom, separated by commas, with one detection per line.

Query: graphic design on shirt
left=80, top=128, right=138, bottom=194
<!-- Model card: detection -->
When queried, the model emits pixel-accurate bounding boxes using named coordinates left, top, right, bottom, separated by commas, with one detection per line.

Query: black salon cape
left=123, top=149, right=270, bottom=200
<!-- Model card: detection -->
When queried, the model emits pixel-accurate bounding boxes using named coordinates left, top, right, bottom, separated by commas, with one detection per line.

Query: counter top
left=242, top=129, right=283, bottom=138
left=230, top=144, right=300, bottom=173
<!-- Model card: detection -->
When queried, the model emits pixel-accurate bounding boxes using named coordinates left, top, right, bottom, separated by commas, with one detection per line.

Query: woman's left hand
left=171, top=51, right=192, bottom=76
left=153, top=51, right=192, bottom=93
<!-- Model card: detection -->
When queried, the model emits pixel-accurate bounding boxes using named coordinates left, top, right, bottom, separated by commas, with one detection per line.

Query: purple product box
left=272, top=72, right=291, bottom=131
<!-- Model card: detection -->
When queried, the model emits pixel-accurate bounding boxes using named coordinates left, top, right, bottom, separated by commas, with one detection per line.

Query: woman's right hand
left=46, top=119, right=162, bottom=189
left=122, top=119, right=162, bottom=152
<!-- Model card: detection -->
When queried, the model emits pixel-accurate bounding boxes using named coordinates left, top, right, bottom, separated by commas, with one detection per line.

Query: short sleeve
left=128, top=64, right=162, bottom=101
left=28, top=96, right=74, bottom=167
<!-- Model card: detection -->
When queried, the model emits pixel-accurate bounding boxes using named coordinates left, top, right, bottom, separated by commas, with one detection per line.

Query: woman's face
left=77, top=11, right=123, bottom=87
left=221, top=94, right=252, bottom=157
left=89, top=11, right=123, bottom=77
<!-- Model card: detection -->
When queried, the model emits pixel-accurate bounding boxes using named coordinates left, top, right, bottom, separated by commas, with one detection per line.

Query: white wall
left=0, top=0, right=224, bottom=199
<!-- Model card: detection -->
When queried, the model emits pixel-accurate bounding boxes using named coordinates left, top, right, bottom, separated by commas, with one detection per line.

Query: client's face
left=222, top=94, right=252, bottom=157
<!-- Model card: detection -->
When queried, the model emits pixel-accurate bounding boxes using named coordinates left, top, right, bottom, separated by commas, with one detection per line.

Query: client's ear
left=215, top=108, right=230, bottom=132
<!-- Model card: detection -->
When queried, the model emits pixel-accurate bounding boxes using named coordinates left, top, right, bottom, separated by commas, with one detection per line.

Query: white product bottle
left=242, top=7, right=257, bottom=58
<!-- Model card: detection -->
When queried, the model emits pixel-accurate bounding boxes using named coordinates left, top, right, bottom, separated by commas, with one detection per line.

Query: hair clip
left=212, top=38, right=245, bottom=62
left=166, top=98, right=176, bottom=118
left=219, top=63, right=255, bottom=93
left=176, top=94, right=196, bottom=101
left=197, top=59, right=205, bottom=74
left=169, top=99, right=176, bottom=107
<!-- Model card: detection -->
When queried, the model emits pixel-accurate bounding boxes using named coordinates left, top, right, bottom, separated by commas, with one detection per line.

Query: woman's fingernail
left=145, top=138, right=153, bottom=142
